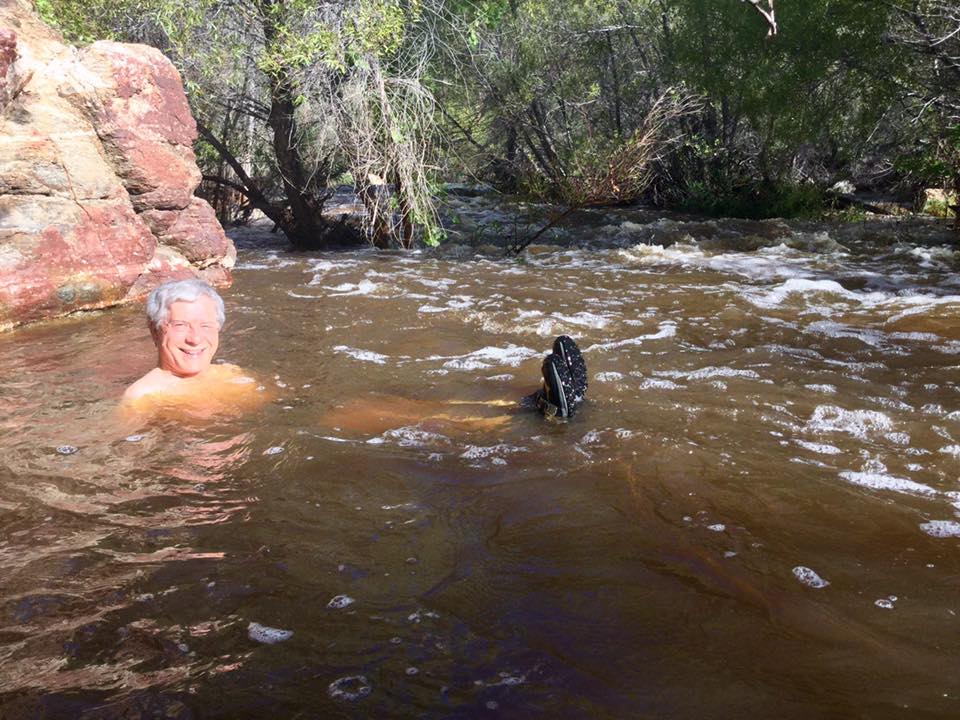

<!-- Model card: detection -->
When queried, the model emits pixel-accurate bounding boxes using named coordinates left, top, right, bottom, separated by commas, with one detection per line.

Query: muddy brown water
left=2, top=205, right=960, bottom=718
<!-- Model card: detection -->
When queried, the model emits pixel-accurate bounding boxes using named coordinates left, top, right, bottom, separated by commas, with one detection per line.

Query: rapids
left=1, top=201, right=959, bottom=718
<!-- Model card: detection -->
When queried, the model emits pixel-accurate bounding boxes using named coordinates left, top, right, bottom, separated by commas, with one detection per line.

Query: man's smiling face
left=153, top=296, right=221, bottom=377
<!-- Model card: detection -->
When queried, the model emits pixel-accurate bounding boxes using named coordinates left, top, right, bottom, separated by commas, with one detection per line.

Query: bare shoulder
left=122, top=368, right=176, bottom=403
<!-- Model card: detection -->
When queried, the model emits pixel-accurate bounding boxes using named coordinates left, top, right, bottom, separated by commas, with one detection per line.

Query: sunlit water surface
left=2, top=203, right=960, bottom=718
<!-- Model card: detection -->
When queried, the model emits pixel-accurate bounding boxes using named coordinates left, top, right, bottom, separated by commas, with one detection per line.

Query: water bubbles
left=328, top=675, right=372, bottom=701
left=920, top=520, right=960, bottom=538
left=793, top=566, right=830, bottom=589
left=875, top=596, right=898, bottom=610
left=327, top=594, right=355, bottom=609
left=125, top=434, right=144, bottom=443
left=247, top=622, right=293, bottom=644
left=263, top=446, right=284, bottom=455
left=56, top=445, right=78, bottom=455
left=405, top=666, right=419, bottom=676
left=408, top=608, right=439, bottom=624
left=707, top=524, right=726, bottom=532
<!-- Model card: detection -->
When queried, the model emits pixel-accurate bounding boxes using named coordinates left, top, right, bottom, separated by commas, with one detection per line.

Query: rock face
left=0, top=0, right=234, bottom=331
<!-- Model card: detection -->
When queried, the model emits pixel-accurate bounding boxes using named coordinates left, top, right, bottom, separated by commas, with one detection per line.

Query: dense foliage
left=38, top=0, right=960, bottom=243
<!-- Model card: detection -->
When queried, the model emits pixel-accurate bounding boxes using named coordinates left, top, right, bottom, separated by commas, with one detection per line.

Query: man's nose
left=184, top=325, right=200, bottom=343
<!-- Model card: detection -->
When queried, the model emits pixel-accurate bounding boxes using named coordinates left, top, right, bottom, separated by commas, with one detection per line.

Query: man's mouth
left=180, top=348, right=206, bottom=358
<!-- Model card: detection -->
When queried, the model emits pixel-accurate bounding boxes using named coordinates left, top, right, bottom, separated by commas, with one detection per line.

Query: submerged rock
left=0, top=0, right=234, bottom=331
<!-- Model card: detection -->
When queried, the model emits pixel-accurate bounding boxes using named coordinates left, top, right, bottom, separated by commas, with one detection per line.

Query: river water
left=2, top=200, right=960, bottom=718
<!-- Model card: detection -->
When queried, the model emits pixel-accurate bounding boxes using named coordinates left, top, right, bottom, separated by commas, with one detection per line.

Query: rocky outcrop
left=0, top=0, right=234, bottom=331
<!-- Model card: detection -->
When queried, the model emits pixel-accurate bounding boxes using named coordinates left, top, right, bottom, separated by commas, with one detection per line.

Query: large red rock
left=71, top=41, right=202, bottom=212
left=0, top=0, right=234, bottom=331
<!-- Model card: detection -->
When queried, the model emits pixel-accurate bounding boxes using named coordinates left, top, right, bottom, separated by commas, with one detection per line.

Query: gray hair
left=146, top=279, right=225, bottom=331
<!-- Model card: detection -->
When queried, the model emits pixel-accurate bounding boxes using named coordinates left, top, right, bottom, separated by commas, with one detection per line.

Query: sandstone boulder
left=0, top=0, right=234, bottom=331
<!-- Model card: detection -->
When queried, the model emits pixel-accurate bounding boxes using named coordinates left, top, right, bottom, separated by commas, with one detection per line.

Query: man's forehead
left=168, top=296, right=218, bottom=318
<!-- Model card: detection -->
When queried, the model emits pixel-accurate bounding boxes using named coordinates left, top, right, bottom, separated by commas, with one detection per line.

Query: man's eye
left=171, top=322, right=188, bottom=330
left=201, top=324, right=216, bottom=332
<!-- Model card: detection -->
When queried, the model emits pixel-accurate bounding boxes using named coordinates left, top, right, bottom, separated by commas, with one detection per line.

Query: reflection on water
left=2, top=206, right=960, bottom=718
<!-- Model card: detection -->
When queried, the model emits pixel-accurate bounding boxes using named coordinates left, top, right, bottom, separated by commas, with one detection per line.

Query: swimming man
left=123, top=279, right=255, bottom=405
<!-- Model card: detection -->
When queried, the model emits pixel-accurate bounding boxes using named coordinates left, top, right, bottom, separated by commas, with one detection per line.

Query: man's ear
left=150, top=325, right=162, bottom=346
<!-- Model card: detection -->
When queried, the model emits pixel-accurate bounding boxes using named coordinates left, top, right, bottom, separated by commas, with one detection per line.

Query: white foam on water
left=595, top=372, right=625, bottom=382
left=460, top=444, right=527, bottom=460
left=381, top=502, right=418, bottom=511
left=532, top=312, right=610, bottom=336
left=638, top=378, right=680, bottom=390
left=793, top=566, right=830, bottom=589
left=588, top=322, right=677, bottom=353
left=618, top=243, right=705, bottom=267
left=839, top=471, right=937, bottom=496
left=747, top=278, right=868, bottom=310
left=885, top=295, right=960, bottom=324
left=416, top=277, right=456, bottom=289
left=805, top=405, right=893, bottom=440
left=383, top=427, right=451, bottom=448
left=580, top=431, right=603, bottom=445
left=805, top=321, right=888, bottom=348
left=446, top=296, right=475, bottom=310
left=333, top=346, right=390, bottom=365
left=263, top=446, right=284, bottom=455
left=920, top=520, right=960, bottom=538
left=658, top=366, right=760, bottom=382
left=868, top=396, right=914, bottom=412
left=492, top=672, right=527, bottom=687
left=307, top=259, right=337, bottom=279
left=437, top=344, right=539, bottom=371
left=884, top=432, right=911, bottom=446
left=707, top=524, right=726, bottom=532
left=940, top=445, right=960, bottom=457
left=125, top=434, right=145, bottom=443
left=794, top=440, right=843, bottom=455
left=247, top=622, right=293, bottom=644
left=325, top=279, right=380, bottom=296
left=615, top=429, right=636, bottom=439
left=418, top=305, right=446, bottom=314
left=407, top=608, right=439, bottom=623
left=327, top=594, right=355, bottom=609
left=328, top=675, right=372, bottom=701
left=875, top=597, right=896, bottom=610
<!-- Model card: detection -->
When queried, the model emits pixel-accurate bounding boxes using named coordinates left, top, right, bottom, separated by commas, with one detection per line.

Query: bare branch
left=742, top=0, right=777, bottom=37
